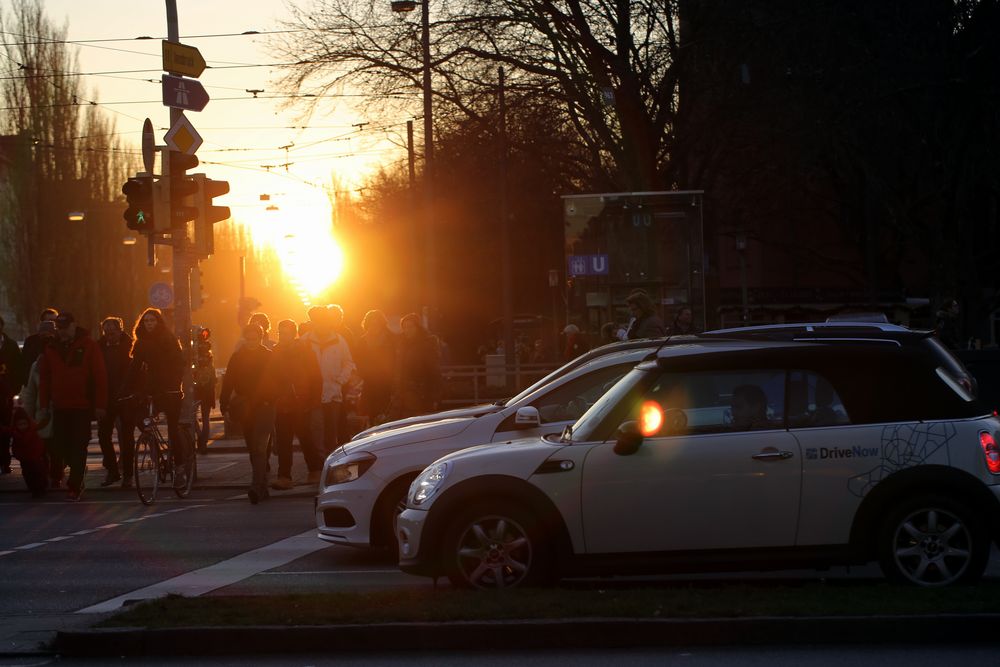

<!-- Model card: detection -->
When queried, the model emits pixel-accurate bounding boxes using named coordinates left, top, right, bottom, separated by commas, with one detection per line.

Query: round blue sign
left=149, top=281, right=174, bottom=308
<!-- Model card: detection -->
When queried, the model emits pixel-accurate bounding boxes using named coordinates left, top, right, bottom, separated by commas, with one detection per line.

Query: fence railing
left=439, top=362, right=560, bottom=407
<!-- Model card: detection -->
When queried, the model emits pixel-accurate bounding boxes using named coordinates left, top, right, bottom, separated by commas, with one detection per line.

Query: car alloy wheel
left=879, top=495, right=987, bottom=587
left=445, top=504, right=544, bottom=589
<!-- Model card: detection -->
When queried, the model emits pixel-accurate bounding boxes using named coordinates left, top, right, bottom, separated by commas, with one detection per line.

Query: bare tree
left=273, top=0, right=679, bottom=189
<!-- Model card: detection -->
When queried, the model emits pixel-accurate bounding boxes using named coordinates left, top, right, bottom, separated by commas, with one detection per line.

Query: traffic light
left=190, top=267, right=206, bottom=311
left=122, top=175, right=155, bottom=233
left=161, top=149, right=199, bottom=230
left=192, top=174, right=230, bottom=258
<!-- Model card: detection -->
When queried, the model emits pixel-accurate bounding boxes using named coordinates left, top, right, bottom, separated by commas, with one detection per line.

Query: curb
left=53, top=614, right=1000, bottom=656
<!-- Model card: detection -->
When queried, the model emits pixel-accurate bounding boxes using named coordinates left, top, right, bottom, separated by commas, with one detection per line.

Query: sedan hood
left=352, top=403, right=502, bottom=440
left=341, top=417, right=477, bottom=455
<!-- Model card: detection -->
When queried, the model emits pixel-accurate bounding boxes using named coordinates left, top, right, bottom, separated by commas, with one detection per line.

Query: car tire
left=442, top=501, right=551, bottom=589
left=876, top=494, right=989, bottom=587
left=372, top=475, right=416, bottom=551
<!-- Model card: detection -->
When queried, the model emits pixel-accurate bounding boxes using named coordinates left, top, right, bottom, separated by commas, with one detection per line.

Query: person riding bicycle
left=122, top=308, right=186, bottom=486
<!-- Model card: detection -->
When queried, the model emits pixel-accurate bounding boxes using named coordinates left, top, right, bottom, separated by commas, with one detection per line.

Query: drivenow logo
left=806, top=446, right=879, bottom=460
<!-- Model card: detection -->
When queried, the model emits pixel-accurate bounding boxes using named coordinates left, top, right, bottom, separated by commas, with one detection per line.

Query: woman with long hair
left=125, top=308, right=185, bottom=484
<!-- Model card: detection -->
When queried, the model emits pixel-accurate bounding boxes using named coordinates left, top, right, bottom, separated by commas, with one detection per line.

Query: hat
left=562, top=324, right=580, bottom=335
left=55, top=312, right=75, bottom=328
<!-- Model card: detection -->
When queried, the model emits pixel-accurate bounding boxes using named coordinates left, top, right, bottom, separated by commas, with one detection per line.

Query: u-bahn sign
left=567, top=254, right=610, bottom=277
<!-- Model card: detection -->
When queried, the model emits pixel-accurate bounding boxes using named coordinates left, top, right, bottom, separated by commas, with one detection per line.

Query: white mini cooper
left=397, top=324, right=1000, bottom=588
left=316, top=339, right=667, bottom=549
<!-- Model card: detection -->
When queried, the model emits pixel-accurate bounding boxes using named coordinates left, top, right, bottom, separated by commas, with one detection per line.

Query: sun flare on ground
left=239, top=193, right=345, bottom=305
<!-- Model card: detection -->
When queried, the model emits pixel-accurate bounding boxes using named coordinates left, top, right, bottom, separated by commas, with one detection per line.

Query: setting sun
left=237, top=189, right=345, bottom=305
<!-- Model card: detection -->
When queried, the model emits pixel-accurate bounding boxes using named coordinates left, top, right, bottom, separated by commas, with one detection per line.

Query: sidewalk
left=0, top=416, right=317, bottom=496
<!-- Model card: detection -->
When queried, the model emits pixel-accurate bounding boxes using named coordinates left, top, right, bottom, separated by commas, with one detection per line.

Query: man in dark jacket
left=97, top=317, right=135, bottom=488
left=220, top=323, right=279, bottom=504
left=0, top=314, right=26, bottom=475
left=39, top=312, right=107, bottom=501
left=270, top=319, right=322, bottom=491
left=21, top=308, right=59, bottom=370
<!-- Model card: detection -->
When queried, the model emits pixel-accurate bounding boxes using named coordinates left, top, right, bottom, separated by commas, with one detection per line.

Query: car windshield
left=565, top=366, right=655, bottom=442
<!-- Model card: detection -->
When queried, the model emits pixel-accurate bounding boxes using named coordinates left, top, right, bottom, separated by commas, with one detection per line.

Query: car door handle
left=752, top=448, right=794, bottom=461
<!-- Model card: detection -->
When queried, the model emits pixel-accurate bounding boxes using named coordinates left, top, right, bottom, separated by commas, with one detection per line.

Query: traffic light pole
left=166, top=0, right=196, bottom=433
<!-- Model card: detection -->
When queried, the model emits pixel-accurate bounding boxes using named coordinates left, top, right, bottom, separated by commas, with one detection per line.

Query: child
left=1, top=407, right=49, bottom=497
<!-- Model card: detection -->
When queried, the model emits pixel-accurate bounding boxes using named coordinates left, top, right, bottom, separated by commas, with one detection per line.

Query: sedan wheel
left=445, top=505, right=546, bottom=589
left=878, top=496, right=987, bottom=587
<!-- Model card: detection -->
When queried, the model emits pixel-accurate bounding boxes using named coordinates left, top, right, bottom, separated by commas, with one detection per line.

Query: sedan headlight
left=408, top=462, right=450, bottom=506
left=324, top=452, right=377, bottom=486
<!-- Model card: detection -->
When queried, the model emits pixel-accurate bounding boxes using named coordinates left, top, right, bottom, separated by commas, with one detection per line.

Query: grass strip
left=99, top=580, right=1000, bottom=628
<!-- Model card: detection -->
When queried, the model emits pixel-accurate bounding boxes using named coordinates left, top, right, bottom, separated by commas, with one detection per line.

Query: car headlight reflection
left=408, top=462, right=450, bottom=506
left=324, top=452, right=377, bottom=486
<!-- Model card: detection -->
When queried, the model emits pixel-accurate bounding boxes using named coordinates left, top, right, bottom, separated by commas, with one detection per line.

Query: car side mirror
left=614, top=420, right=643, bottom=456
left=514, top=406, right=541, bottom=429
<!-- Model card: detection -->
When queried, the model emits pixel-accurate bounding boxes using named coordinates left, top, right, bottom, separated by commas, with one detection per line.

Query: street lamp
left=391, top=0, right=435, bottom=327
left=122, top=235, right=138, bottom=246
left=67, top=211, right=86, bottom=222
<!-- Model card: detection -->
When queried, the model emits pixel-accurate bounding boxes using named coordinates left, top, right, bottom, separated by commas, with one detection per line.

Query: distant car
left=316, top=338, right=668, bottom=550
left=397, top=324, right=999, bottom=589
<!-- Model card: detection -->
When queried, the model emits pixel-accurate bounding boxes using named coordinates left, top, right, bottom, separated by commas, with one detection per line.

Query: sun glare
left=239, top=193, right=344, bottom=305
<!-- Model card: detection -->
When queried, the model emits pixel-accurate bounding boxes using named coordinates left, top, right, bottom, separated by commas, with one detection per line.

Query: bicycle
left=125, top=392, right=197, bottom=505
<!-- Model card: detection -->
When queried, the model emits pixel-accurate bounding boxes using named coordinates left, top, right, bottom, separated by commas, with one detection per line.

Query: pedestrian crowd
left=0, top=303, right=443, bottom=505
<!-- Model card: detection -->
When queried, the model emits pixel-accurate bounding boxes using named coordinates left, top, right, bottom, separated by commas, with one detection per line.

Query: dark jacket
left=20, top=333, right=48, bottom=373
left=627, top=313, right=667, bottom=340
left=99, top=333, right=133, bottom=401
left=0, top=332, right=26, bottom=397
left=125, top=331, right=184, bottom=397
left=272, top=339, right=322, bottom=412
left=220, top=344, right=279, bottom=412
left=39, top=327, right=108, bottom=411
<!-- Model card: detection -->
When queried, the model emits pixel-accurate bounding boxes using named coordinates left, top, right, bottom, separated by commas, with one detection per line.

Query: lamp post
left=735, top=233, right=749, bottom=324
left=391, top=0, right=435, bottom=327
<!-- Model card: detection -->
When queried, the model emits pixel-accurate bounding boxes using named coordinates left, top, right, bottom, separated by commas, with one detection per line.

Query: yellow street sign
left=162, top=40, right=206, bottom=78
left=164, top=113, right=203, bottom=155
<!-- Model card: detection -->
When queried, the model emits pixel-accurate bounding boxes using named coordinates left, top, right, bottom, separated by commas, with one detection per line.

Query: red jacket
left=39, top=328, right=108, bottom=411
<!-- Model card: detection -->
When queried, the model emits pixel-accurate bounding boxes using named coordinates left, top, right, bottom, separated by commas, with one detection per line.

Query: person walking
left=0, top=314, right=26, bottom=475
left=220, top=323, right=279, bottom=504
left=625, top=290, right=667, bottom=339
left=300, top=305, right=355, bottom=481
left=19, top=320, right=59, bottom=488
left=20, top=308, right=59, bottom=370
left=38, top=312, right=107, bottom=501
left=271, top=319, right=322, bottom=490
left=193, top=327, right=216, bottom=454
left=123, top=308, right=185, bottom=486
left=397, top=313, right=442, bottom=418
left=96, top=317, right=135, bottom=488
left=562, top=324, right=590, bottom=361
left=0, top=407, right=48, bottom=497
left=670, top=306, right=699, bottom=336
left=935, top=299, right=962, bottom=350
left=356, top=310, right=397, bottom=425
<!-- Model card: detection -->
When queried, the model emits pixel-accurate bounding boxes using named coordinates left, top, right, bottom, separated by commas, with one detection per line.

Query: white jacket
left=303, top=332, right=355, bottom=403
left=19, top=360, right=54, bottom=439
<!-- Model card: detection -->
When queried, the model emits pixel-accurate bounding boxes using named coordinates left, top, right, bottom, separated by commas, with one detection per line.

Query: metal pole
left=165, top=0, right=195, bottom=428
left=407, top=120, right=419, bottom=312
left=420, top=0, right=435, bottom=328
left=499, top=67, right=514, bottom=379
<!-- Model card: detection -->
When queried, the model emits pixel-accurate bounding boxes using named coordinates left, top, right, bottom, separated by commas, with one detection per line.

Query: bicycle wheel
left=133, top=433, right=160, bottom=505
left=173, top=424, right=197, bottom=498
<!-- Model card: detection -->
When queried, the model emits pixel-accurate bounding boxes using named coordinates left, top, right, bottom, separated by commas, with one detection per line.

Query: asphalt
left=5, top=421, right=1000, bottom=656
